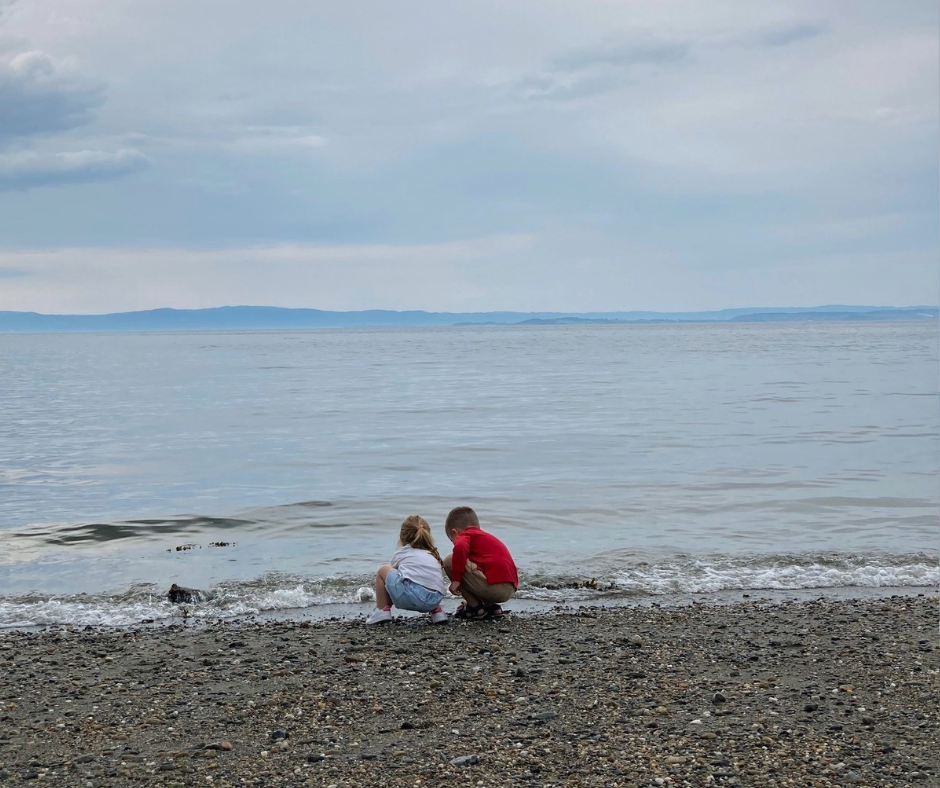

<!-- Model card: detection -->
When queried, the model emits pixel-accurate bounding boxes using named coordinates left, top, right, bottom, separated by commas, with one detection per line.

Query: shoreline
left=2, top=584, right=935, bottom=634
left=0, top=594, right=936, bottom=787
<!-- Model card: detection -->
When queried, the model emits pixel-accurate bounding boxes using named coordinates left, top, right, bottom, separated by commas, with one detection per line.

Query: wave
left=0, top=551, right=935, bottom=629
left=529, top=551, right=939, bottom=600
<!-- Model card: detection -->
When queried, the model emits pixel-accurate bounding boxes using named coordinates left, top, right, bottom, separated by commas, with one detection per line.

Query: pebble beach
left=0, top=595, right=937, bottom=788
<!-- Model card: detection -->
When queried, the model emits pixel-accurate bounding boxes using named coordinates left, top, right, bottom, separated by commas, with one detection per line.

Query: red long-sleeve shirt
left=451, top=527, right=518, bottom=588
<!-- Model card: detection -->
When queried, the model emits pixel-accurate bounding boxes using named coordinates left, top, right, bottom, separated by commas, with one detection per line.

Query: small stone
left=804, top=703, right=818, bottom=713
left=451, top=755, right=479, bottom=766
left=712, top=692, right=726, bottom=704
left=528, top=711, right=557, bottom=721
left=666, top=756, right=687, bottom=764
left=839, top=684, right=854, bottom=693
left=203, top=741, right=232, bottom=752
left=270, top=730, right=288, bottom=741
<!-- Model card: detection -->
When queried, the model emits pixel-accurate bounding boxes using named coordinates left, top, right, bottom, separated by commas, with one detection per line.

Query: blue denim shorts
left=386, top=570, right=444, bottom=613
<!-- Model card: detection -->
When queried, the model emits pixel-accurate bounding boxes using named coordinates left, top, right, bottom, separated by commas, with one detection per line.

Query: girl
left=366, top=515, right=448, bottom=625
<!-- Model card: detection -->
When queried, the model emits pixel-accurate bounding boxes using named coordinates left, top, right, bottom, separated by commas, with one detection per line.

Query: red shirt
left=451, top=527, right=518, bottom=588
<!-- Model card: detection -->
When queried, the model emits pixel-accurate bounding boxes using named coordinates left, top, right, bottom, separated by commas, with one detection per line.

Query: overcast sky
left=0, top=0, right=936, bottom=313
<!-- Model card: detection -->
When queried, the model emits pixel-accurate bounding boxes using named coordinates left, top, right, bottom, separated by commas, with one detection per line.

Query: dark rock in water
left=167, top=584, right=206, bottom=604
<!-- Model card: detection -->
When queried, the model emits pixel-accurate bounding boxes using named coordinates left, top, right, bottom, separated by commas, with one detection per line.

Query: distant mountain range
left=0, top=305, right=935, bottom=333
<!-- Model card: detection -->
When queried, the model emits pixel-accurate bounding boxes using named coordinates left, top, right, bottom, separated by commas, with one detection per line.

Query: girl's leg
left=375, top=564, right=393, bottom=609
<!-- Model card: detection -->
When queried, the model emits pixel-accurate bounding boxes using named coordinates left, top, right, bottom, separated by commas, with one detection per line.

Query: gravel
left=0, top=594, right=936, bottom=787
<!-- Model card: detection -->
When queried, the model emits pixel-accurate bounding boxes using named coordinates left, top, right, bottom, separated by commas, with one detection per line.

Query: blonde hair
left=400, top=515, right=443, bottom=566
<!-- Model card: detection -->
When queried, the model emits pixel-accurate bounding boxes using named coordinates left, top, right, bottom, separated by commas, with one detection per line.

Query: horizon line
left=3, top=303, right=937, bottom=318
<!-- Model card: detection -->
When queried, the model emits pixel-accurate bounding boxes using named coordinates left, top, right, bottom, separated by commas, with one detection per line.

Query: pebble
left=0, top=595, right=935, bottom=788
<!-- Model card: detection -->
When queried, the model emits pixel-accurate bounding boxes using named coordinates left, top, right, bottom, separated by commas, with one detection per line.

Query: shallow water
left=0, top=322, right=936, bottom=627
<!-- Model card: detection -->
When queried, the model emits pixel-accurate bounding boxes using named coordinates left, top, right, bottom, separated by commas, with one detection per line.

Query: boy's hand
left=449, top=581, right=461, bottom=595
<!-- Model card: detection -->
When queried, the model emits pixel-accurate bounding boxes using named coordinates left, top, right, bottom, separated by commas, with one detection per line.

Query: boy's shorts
left=460, top=561, right=516, bottom=604
left=386, top=569, right=444, bottom=613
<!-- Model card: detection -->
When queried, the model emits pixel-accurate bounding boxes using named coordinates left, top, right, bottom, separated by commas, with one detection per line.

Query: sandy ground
left=0, top=594, right=937, bottom=787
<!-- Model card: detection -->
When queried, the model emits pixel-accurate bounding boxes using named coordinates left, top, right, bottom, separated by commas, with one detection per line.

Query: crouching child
left=443, top=506, right=518, bottom=620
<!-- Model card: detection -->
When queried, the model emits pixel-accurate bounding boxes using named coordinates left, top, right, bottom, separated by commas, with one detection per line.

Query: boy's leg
left=460, top=563, right=514, bottom=610
left=443, top=555, right=484, bottom=607
left=375, top=564, right=393, bottom=609
left=458, top=587, right=482, bottom=607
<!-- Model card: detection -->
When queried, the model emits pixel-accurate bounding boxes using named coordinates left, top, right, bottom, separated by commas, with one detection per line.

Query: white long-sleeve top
left=390, top=545, right=447, bottom=595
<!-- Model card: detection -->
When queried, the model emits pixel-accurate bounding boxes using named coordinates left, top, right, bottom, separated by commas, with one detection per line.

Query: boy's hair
left=400, top=515, right=443, bottom=566
left=445, top=506, right=479, bottom=539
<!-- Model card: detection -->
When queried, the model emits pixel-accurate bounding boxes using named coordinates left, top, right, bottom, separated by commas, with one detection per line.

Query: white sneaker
left=366, top=608, right=392, bottom=625
left=430, top=607, right=448, bottom=625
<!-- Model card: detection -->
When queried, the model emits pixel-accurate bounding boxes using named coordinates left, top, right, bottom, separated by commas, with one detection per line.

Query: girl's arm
left=390, top=545, right=407, bottom=568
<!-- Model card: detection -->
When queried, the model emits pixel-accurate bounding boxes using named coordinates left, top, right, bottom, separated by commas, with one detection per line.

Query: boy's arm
left=449, top=536, right=470, bottom=584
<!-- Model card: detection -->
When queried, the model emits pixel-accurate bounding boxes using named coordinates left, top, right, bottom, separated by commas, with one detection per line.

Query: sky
left=0, top=0, right=936, bottom=314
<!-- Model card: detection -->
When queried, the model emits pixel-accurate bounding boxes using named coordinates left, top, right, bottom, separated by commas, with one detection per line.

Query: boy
left=443, top=506, right=518, bottom=619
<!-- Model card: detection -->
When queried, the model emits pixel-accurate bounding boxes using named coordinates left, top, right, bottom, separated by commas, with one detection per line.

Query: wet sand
left=0, top=595, right=936, bottom=787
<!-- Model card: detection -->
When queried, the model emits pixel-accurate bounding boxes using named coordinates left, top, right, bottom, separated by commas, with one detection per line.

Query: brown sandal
left=453, top=603, right=488, bottom=620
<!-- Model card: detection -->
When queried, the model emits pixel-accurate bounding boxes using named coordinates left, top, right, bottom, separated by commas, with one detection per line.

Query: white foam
left=356, top=586, right=376, bottom=602
left=0, top=597, right=176, bottom=629
left=608, top=555, right=939, bottom=597
left=1, top=554, right=935, bottom=628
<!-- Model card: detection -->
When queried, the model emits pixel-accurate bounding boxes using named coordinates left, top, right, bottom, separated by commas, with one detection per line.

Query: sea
left=0, top=321, right=937, bottom=628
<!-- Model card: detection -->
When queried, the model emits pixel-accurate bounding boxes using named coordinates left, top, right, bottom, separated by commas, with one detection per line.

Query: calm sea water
left=0, top=322, right=936, bottom=627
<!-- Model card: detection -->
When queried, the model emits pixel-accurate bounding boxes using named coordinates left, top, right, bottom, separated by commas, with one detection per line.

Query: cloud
left=516, top=34, right=692, bottom=102
left=0, top=224, right=935, bottom=315
left=0, top=15, right=132, bottom=192
left=553, top=39, right=692, bottom=71
left=0, top=49, right=104, bottom=143
left=0, top=266, right=31, bottom=279
left=0, top=148, right=150, bottom=190
left=0, top=0, right=934, bottom=312
left=512, top=19, right=835, bottom=104
left=759, top=22, right=830, bottom=48
left=0, top=235, right=538, bottom=313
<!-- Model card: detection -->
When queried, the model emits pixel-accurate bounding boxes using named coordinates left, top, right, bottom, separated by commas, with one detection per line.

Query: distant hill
left=730, top=309, right=939, bottom=322
left=0, top=305, right=935, bottom=333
